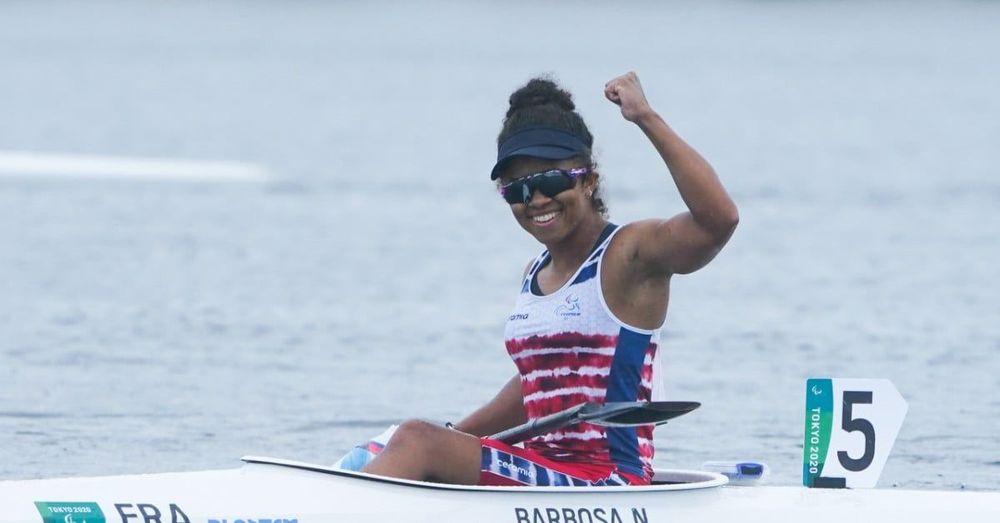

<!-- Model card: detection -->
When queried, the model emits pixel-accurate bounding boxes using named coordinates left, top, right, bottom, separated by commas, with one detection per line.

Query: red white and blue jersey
left=504, top=224, right=664, bottom=482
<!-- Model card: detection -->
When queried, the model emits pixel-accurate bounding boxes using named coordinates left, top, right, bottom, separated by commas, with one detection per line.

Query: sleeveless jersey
left=503, top=224, right=664, bottom=481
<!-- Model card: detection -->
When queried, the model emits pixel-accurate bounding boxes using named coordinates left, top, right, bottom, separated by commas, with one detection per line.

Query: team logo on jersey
left=554, top=294, right=581, bottom=317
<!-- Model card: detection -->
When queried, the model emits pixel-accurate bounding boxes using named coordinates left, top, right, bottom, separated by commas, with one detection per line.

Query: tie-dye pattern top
left=504, top=224, right=664, bottom=481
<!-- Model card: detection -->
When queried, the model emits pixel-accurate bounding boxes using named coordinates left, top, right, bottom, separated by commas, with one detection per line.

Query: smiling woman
left=492, top=79, right=607, bottom=218
left=360, top=72, right=739, bottom=487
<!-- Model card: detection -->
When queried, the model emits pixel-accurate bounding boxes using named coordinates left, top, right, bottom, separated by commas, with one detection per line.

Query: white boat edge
left=2, top=455, right=998, bottom=523
left=239, top=455, right=731, bottom=493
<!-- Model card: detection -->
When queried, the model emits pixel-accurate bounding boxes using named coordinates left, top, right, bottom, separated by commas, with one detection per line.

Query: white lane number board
left=803, top=378, right=908, bottom=488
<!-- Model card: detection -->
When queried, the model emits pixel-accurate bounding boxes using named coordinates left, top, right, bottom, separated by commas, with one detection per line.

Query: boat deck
left=242, top=455, right=730, bottom=493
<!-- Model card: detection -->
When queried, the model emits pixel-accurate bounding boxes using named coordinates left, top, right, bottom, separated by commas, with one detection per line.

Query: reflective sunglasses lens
left=534, top=171, right=575, bottom=198
left=500, top=170, right=576, bottom=204
left=501, top=181, right=525, bottom=204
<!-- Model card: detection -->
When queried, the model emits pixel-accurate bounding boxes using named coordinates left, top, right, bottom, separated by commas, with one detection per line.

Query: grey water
left=1, top=1, right=998, bottom=490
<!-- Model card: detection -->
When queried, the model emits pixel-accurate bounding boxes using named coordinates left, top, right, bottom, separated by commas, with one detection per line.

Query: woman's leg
left=361, top=419, right=482, bottom=484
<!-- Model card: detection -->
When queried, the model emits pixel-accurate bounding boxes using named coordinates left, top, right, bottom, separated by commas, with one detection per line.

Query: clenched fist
left=604, top=71, right=655, bottom=124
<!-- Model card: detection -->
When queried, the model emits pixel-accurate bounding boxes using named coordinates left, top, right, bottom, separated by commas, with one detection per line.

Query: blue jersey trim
left=605, top=326, right=651, bottom=477
left=569, top=262, right=598, bottom=286
left=528, top=224, right=617, bottom=296
left=587, top=246, right=606, bottom=262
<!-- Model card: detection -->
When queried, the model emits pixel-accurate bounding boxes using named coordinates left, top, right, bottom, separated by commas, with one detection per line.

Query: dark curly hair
left=498, top=76, right=607, bottom=216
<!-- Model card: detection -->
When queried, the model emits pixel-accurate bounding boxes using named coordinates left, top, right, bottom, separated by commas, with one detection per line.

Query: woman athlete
left=362, top=72, right=738, bottom=486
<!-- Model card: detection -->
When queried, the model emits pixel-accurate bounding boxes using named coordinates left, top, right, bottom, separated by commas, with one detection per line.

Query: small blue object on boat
left=701, top=461, right=769, bottom=485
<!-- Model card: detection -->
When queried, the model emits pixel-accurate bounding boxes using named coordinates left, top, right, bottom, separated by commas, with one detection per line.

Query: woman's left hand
left=604, top=71, right=654, bottom=123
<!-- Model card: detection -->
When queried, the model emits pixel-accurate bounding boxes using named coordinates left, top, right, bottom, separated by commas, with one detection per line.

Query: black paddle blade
left=582, top=401, right=700, bottom=427
left=490, top=401, right=699, bottom=444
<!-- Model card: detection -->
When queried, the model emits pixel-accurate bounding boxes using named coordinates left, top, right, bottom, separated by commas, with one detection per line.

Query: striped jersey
left=504, top=223, right=664, bottom=481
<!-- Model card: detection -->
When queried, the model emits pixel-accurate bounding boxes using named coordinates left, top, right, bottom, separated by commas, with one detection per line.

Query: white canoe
left=2, top=456, right=998, bottom=523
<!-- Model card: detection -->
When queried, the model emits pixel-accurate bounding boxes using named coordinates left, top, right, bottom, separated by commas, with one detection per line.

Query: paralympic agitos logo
left=35, top=502, right=106, bottom=523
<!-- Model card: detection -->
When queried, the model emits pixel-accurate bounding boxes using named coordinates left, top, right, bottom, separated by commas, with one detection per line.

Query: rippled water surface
left=1, top=1, right=998, bottom=490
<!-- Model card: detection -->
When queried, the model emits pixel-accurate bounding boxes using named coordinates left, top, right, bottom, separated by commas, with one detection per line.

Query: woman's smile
left=530, top=210, right=561, bottom=227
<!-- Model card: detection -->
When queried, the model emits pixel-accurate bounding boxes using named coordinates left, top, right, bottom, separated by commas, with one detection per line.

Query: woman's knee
left=386, top=419, right=438, bottom=451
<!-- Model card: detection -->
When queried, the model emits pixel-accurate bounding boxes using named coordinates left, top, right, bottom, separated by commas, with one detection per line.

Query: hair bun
left=506, top=77, right=575, bottom=118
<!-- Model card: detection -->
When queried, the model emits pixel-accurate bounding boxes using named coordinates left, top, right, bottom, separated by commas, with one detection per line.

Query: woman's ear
left=582, top=171, right=599, bottom=196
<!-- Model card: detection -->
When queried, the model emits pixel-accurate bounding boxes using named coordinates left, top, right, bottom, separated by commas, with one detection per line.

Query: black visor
left=490, top=127, right=590, bottom=180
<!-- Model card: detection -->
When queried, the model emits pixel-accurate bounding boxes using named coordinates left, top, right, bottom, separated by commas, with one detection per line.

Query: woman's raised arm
left=605, top=72, right=739, bottom=275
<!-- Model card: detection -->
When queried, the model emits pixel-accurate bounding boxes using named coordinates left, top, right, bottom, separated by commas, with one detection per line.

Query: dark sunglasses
left=499, top=168, right=589, bottom=205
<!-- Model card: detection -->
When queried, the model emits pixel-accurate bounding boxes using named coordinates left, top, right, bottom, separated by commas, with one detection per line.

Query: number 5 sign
left=803, top=378, right=908, bottom=488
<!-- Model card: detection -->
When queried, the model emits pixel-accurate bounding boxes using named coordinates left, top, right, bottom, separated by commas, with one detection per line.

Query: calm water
left=1, top=1, right=998, bottom=490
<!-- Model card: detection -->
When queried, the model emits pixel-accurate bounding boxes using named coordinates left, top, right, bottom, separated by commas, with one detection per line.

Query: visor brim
left=490, top=145, right=580, bottom=180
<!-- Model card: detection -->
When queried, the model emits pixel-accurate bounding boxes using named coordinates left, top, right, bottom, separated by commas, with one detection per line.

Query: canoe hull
left=2, top=458, right=998, bottom=523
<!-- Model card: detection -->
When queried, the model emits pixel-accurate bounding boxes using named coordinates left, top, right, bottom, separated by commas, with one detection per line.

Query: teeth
left=532, top=212, right=558, bottom=224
